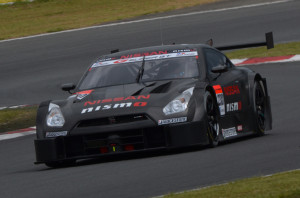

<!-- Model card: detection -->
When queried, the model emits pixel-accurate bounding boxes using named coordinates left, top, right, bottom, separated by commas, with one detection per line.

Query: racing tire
left=253, top=80, right=266, bottom=136
left=45, top=160, right=76, bottom=168
left=204, top=91, right=220, bottom=147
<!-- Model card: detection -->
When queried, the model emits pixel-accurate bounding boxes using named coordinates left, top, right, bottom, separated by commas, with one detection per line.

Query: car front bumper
left=34, top=120, right=208, bottom=164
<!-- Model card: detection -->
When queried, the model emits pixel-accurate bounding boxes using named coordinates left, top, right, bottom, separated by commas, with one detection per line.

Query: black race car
left=34, top=39, right=272, bottom=167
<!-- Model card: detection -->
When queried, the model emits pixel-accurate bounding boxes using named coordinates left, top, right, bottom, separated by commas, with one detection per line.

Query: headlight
left=46, top=103, right=65, bottom=127
left=163, top=87, right=194, bottom=115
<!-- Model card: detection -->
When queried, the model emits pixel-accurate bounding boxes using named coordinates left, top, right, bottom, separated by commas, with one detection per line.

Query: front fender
left=36, top=100, right=51, bottom=139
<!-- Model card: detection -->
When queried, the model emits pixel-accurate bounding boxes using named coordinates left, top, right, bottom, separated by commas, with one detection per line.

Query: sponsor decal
left=226, top=102, right=242, bottom=112
left=82, top=95, right=149, bottom=114
left=119, top=49, right=195, bottom=59
left=237, top=125, right=243, bottom=132
left=91, top=51, right=198, bottom=68
left=84, top=95, right=150, bottom=106
left=120, top=51, right=168, bottom=59
left=46, top=131, right=68, bottom=138
left=75, top=90, right=94, bottom=100
left=172, top=49, right=195, bottom=53
left=213, top=85, right=225, bottom=116
left=97, top=57, right=114, bottom=62
left=158, top=117, right=187, bottom=125
left=223, top=85, right=240, bottom=96
left=222, top=127, right=237, bottom=139
left=81, top=102, right=147, bottom=114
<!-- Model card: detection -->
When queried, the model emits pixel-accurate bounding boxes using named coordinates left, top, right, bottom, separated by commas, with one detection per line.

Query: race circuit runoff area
left=1, top=54, right=300, bottom=141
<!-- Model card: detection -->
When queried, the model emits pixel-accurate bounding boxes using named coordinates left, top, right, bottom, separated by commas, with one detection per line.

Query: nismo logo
left=81, top=95, right=150, bottom=114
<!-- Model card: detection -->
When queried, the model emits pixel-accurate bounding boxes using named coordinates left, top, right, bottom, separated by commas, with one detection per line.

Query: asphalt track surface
left=0, top=62, right=299, bottom=197
left=0, top=0, right=300, bottom=106
left=1, top=1, right=300, bottom=198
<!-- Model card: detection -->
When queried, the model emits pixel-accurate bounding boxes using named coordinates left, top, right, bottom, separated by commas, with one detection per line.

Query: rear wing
left=212, top=32, right=274, bottom=51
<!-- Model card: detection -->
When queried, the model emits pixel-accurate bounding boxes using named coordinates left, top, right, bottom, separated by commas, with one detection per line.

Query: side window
left=204, top=48, right=232, bottom=73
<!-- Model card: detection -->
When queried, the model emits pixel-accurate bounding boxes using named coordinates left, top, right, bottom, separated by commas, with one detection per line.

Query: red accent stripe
left=213, top=85, right=223, bottom=94
left=75, top=90, right=94, bottom=95
left=236, top=55, right=295, bottom=66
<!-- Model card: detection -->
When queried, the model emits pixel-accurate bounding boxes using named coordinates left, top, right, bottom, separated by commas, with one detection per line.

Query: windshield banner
left=91, top=51, right=198, bottom=68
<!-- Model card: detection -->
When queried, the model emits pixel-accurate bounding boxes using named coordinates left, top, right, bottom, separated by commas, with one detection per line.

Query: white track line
left=0, top=0, right=34, bottom=6
left=0, top=0, right=292, bottom=43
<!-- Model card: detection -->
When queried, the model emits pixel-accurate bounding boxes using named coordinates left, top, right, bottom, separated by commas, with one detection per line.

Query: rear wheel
left=253, top=80, right=266, bottom=136
left=204, top=92, right=220, bottom=147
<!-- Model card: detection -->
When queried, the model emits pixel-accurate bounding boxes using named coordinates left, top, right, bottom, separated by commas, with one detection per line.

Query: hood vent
left=150, top=81, right=172, bottom=93
left=131, top=82, right=156, bottom=96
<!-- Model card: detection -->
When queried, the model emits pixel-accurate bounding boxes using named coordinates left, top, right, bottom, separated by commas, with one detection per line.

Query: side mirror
left=61, top=83, right=76, bottom=93
left=211, top=65, right=228, bottom=73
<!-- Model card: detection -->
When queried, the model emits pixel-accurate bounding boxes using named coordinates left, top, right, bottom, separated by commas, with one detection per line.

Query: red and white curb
left=232, top=54, right=300, bottom=66
left=0, top=127, right=36, bottom=141
left=1, top=55, right=300, bottom=141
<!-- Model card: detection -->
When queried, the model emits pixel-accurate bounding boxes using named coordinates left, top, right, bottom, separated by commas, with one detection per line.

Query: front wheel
left=204, top=92, right=220, bottom=147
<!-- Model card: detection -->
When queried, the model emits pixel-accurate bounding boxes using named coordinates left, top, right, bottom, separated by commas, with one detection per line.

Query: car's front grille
left=77, top=114, right=148, bottom=128
left=64, top=127, right=166, bottom=157
left=83, top=130, right=145, bottom=155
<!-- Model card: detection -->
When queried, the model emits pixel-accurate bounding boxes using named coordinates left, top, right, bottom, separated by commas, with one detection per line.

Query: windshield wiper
left=136, top=55, right=146, bottom=83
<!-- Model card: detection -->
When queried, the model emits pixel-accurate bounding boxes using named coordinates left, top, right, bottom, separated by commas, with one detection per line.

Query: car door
left=204, top=48, right=248, bottom=136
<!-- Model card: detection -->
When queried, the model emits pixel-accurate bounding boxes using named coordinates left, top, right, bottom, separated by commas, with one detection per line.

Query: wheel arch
left=248, top=73, right=272, bottom=131
left=205, top=85, right=221, bottom=117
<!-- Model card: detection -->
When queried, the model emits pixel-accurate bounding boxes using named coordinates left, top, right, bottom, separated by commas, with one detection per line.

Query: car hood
left=61, top=79, right=198, bottom=120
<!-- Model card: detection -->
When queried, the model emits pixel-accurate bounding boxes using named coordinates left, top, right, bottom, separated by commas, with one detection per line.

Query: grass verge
left=226, top=41, right=300, bottom=59
left=0, top=106, right=37, bottom=133
left=0, top=0, right=219, bottom=40
left=163, top=170, right=300, bottom=198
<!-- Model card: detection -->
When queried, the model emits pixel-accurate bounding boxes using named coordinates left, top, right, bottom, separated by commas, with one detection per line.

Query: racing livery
left=34, top=44, right=272, bottom=167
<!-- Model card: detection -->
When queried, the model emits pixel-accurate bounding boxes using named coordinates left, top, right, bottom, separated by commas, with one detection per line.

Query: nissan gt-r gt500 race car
left=34, top=44, right=272, bottom=167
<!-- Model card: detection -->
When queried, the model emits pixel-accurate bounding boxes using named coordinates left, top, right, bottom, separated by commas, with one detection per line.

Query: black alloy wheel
left=205, top=92, right=219, bottom=147
left=253, top=80, right=266, bottom=135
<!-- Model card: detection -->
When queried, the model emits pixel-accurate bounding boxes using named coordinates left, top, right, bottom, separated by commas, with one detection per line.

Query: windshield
left=78, top=50, right=199, bottom=90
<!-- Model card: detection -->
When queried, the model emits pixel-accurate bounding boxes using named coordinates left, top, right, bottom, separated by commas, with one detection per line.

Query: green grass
left=0, top=0, right=219, bottom=40
left=163, top=170, right=300, bottom=198
left=0, top=106, right=37, bottom=133
left=226, top=42, right=300, bottom=59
